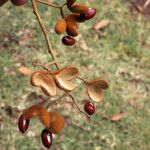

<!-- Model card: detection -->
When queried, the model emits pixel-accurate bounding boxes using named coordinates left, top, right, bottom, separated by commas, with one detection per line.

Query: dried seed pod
left=65, top=13, right=80, bottom=22
left=0, top=0, right=8, bottom=7
left=18, top=114, right=30, bottom=133
left=55, top=18, right=67, bottom=35
left=66, top=0, right=76, bottom=7
left=79, top=8, right=97, bottom=20
left=54, top=65, right=79, bottom=91
left=66, top=21, right=78, bottom=37
left=48, top=112, right=65, bottom=134
left=41, top=129, right=53, bottom=149
left=30, top=70, right=57, bottom=97
left=10, top=0, right=28, bottom=6
left=23, top=105, right=50, bottom=128
left=62, top=36, right=75, bottom=46
left=86, top=78, right=109, bottom=102
left=69, top=4, right=88, bottom=13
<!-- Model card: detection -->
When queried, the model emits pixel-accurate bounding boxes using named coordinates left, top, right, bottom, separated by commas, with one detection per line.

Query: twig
left=68, top=94, right=90, bottom=121
left=46, top=92, right=68, bottom=109
left=36, top=0, right=60, bottom=8
left=31, top=0, right=60, bottom=69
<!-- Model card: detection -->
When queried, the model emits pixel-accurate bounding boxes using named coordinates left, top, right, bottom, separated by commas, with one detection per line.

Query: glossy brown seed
left=41, top=128, right=52, bottom=149
left=0, top=0, right=8, bottom=7
left=62, top=36, right=75, bottom=46
left=84, top=102, right=95, bottom=115
left=10, top=0, right=28, bottom=6
left=18, top=114, right=30, bottom=133
left=79, top=8, right=97, bottom=20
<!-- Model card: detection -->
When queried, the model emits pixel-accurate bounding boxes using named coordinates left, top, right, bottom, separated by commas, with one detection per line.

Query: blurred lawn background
left=0, top=0, right=150, bottom=149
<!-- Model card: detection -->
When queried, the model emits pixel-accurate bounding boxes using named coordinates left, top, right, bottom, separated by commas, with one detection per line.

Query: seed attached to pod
left=69, top=4, right=88, bottom=13
left=48, top=112, right=65, bottom=134
left=18, top=114, right=30, bottom=133
left=41, top=128, right=53, bottom=149
left=66, top=22, right=78, bottom=37
left=0, top=0, right=8, bottom=7
left=10, top=0, right=28, bottom=6
left=55, top=19, right=67, bottom=35
left=84, top=102, right=95, bottom=115
left=62, top=36, right=75, bottom=46
left=80, top=8, right=97, bottom=20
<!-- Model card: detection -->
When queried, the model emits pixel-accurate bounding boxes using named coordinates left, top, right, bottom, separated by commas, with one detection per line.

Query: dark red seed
left=79, top=8, right=97, bottom=20
left=41, top=129, right=52, bottom=149
left=62, top=36, right=75, bottom=46
left=18, top=114, right=30, bottom=133
left=0, top=0, right=8, bottom=7
left=10, top=0, right=28, bottom=6
left=84, top=102, right=95, bottom=115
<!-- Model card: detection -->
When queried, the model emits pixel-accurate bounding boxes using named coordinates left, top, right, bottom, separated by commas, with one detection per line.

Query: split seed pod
left=86, top=78, right=109, bottom=102
left=0, top=0, right=8, bottom=7
left=69, top=4, right=88, bottom=13
left=55, top=18, right=67, bottom=35
left=48, top=112, right=65, bottom=134
left=30, top=70, right=57, bottom=96
left=54, top=66, right=79, bottom=91
left=23, top=105, right=50, bottom=128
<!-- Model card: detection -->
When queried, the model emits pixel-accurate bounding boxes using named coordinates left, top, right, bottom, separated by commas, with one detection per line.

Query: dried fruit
left=66, top=21, right=78, bottom=36
left=0, top=0, right=8, bottom=7
left=54, top=65, right=78, bottom=91
left=41, top=129, right=53, bottom=149
left=79, top=8, right=97, bottom=20
left=10, top=0, right=28, bottom=6
left=18, top=114, right=30, bottom=133
left=84, top=102, right=95, bottom=115
left=86, top=78, right=108, bottom=102
left=48, top=112, right=65, bottom=134
left=23, top=105, right=50, bottom=128
left=62, top=36, right=75, bottom=46
left=30, top=70, right=57, bottom=96
left=55, top=18, right=67, bottom=35
left=69, top=4, right=88, bottom=13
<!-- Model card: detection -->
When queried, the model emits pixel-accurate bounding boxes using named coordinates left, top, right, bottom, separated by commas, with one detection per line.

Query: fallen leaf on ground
left=18, top=66, right=32, bottom=75
left=93, top=19, right=109, bottom=30
left=111, top=112, right=125, bottom=122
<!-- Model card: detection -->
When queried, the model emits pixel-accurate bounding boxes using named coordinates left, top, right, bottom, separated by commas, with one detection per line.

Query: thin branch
left=36, top=0, right=60, bottom=8
left=46, top=92, right=68, bottom=109
left=76, top=76, right=87, bottom=84
left=68, top=94, right=90, bottom=121
left=31, top=0, right=60, bottom=69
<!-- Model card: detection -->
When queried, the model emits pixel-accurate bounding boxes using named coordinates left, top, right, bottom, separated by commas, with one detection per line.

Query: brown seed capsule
left=18, top=114, right=30, bottom=134
left=55, top=19, right=67, bottom=35
left=66, top=0, right=76, bottom=7
left=66, top=21, right=78, bottom=37
left=41, top=129, right=52, bottom=149
left=0, top=0, right=8, bottom=7
left=48, top=112, right=65, bottom=134
left=69, top=4, right=88, bottom=13
left=23, top=105, right=50, bottom=128
left=62, top=36, right=76, bottom=46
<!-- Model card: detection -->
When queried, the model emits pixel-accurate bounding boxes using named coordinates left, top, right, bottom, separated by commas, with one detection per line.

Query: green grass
left=0, top=0, right=150, bottom=149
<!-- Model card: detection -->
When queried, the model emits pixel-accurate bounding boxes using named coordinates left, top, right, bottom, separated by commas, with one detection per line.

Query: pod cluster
left=55, top=0, right=97, bottom=46
left=18, top=105, right=65, bottom=149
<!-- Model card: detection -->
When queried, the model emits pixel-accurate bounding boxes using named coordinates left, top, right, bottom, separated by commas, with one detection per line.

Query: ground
left=0, top=0, right=150, bottom=150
